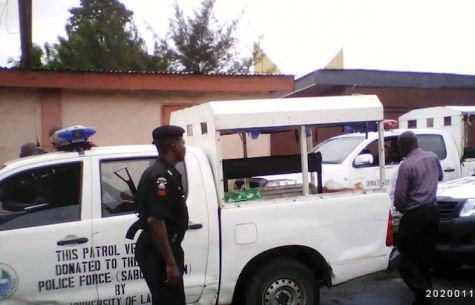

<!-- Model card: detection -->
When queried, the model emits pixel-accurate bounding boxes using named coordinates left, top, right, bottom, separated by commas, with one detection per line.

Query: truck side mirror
left=354, top=154, right=374, bottom=167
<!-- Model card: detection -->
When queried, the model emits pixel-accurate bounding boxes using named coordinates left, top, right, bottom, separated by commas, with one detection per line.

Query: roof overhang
left=282, top=69, right=475, bottom=98
left=0, top=69, right=294, bottom=93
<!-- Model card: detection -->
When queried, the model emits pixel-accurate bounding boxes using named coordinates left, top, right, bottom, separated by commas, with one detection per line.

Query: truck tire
left=244, top=258, right=319, bottom=305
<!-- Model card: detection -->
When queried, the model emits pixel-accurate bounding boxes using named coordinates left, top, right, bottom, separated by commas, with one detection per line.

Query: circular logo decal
left=0, top=264, right=18, bottom=300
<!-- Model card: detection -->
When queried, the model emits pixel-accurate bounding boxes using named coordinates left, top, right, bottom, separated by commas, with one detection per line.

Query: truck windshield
left=312, top=136, right=365, bottom=164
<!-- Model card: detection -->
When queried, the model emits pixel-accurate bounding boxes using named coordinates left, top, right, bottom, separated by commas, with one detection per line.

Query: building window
left=408, top=120, right=417, bottom=128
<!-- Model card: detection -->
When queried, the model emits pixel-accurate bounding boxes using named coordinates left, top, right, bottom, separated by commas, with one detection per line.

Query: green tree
left=8, top=44, right=45, bottom=69
left=158, top=0, right=255, bottom=73
left=45, top=0, right=164, bottom=71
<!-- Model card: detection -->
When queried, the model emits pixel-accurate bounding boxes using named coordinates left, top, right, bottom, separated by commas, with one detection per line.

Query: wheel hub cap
left=263, top=278, right=304, bottom=305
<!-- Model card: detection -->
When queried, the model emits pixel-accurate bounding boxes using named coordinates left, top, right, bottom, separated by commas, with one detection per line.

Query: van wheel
left=245, top=258, right=319, bottom=305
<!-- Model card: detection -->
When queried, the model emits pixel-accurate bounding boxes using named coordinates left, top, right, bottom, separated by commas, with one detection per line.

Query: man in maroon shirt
left=394, top=131, right=443, bottom=305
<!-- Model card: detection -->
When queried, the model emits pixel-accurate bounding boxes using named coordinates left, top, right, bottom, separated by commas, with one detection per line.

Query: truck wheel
left=245, top=258, right=319, bottom=305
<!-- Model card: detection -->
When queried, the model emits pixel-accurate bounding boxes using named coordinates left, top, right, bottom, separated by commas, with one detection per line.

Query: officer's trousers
left=135, top=231, right=186, bottom=305
left=397, top=204, right=439, bottom=305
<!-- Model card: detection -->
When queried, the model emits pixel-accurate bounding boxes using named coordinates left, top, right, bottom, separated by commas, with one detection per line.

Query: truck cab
left=0, top=145, right=213, bottom=304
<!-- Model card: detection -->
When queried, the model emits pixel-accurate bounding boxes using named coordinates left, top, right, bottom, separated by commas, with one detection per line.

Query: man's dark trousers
left=397, top=204, right=439, bottom=305
left=135, top=232, right=186, bottom=305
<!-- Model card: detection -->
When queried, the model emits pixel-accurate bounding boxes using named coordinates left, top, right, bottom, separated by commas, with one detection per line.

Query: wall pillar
left=40, top=89, right=62, bottom=148
left=161, top=104, right=196, bottom=125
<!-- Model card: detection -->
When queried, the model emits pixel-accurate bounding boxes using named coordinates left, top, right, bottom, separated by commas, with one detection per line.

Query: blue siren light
left=53, top=125, right=96, bottom=149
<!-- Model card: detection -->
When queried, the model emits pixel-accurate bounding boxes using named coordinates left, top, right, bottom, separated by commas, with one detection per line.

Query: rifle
left=114, top=168, right=141, bottom=240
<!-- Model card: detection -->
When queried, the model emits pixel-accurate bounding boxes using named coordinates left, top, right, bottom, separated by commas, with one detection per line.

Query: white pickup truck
left=262, top=128, right=472, bottom=191
left=261, top=106, right=475, bottom=191
left=0, top=95, right=393, bottom=305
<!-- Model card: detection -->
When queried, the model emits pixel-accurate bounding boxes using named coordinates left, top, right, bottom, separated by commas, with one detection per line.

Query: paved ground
left=320, top=266, right=475, bottom=305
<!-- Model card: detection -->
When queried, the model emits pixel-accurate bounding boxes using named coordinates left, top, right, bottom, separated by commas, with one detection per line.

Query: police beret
left=152, top=125, right=185, bottom=140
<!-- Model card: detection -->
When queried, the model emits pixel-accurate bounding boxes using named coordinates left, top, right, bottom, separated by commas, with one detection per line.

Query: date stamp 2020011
left=426, top=289, right=474, bottom=299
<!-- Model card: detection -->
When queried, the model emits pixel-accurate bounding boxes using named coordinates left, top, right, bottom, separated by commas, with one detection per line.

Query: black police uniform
left=134, top=156, right=189, bottom=305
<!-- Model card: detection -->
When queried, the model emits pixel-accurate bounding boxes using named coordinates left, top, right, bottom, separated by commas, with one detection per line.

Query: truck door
left=417, top=134, right=460, bottom=181
left=351, top=137, right=401, bottom=189
left=91, top=151, right=208, bottom=304
left=0, top=160, right=96, bottom=304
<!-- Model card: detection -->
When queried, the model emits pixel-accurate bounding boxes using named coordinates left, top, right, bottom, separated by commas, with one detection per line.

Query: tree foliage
left=8, top=44, right=44, bottom=69
left=21, top=0, right=254, bottom=73
left=158, top=0, right=255, bottom=73
left=44, top=0, right=165, bottom=71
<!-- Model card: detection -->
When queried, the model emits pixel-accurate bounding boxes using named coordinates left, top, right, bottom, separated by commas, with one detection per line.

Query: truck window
left=100, top=158, right=188, bottom=217
left=356, top=135, right=446, bottom=164
left=417, top=135, right=447, bottom=160
left=354, top=137, right=401, bottom=167
left=464, top=116, right=475, bottom=157
left=0, top=162, right=82, bottom=231
left=312, top=136, right=365, bottom=164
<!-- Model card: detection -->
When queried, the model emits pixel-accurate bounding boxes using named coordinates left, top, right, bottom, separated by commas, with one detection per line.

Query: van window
left=0, top=162, right=82, bottom=231
left=100, top=158, right=188, bottom=217
left=187, top=124, right=193, bottom=136
left=444, top=116, right=452, bottom=126
left=427, top=118, right=434, bottom=128
left=201, top=122, right=208, bottom=135
left=417, top=135, right=447, bottom=160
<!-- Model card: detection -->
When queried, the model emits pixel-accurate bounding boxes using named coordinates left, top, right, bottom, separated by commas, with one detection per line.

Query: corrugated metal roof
left=0, top=66, right=292, bottom=77
left=0, top=68, right=294, bottom=92
left=294, top=69, right=475, bottom=92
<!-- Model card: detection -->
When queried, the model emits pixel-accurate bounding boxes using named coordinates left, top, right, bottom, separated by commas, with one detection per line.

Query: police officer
left=134, top=125, right=189, bottom=305
left=19, top=142, right=45, bottom=157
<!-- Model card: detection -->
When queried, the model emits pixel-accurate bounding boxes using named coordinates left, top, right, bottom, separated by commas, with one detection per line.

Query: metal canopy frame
left=170, top=95, right=386, bottom=203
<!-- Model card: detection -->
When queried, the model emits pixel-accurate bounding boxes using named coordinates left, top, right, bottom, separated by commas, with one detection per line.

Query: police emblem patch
left=156, top=177, right=168, bottom=197
left=0, top=263, right=18, bottom=300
